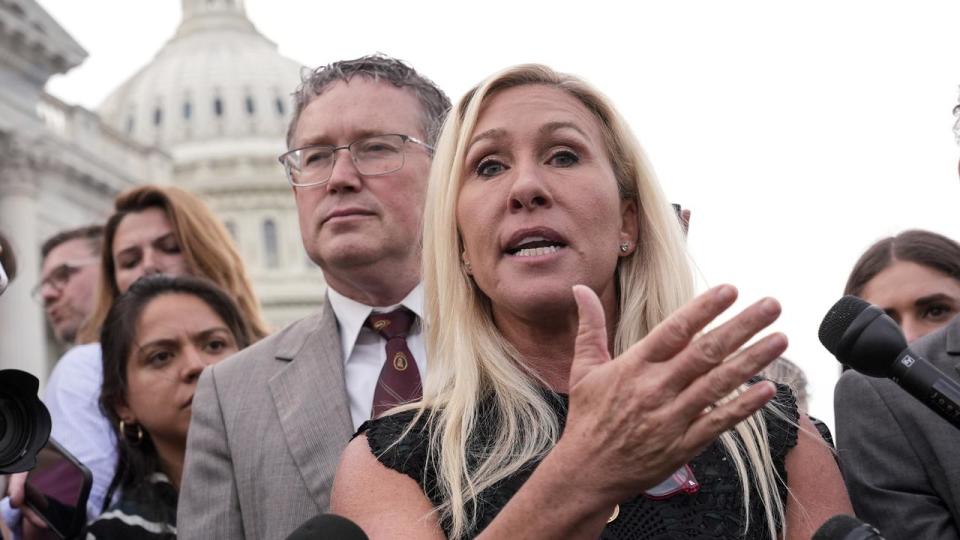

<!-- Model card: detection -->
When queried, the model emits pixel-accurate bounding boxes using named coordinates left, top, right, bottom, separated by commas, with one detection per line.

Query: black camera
left=0, top=369, right=51, bottom=473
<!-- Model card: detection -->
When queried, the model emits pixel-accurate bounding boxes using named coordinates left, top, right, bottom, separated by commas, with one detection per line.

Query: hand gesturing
left=558, top=284, right=786, bottom=504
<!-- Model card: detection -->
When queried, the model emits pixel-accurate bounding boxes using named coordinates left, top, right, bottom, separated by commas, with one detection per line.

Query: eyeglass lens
left=290, top=135, right=406, bottom=185
left=32, top=264, right=81, bottom=298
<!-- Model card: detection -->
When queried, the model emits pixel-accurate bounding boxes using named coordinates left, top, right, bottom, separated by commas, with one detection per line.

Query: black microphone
left=819, top=295, right=960, bottom=429
left=812, top=515, right=884, bottom=540
left=284, top=514, right=369, bottom=540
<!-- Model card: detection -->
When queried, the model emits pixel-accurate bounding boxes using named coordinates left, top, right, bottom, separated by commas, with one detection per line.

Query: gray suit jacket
left=177, top=298, right=354, bottom=540
left=835, top=316, right=960, bottom=539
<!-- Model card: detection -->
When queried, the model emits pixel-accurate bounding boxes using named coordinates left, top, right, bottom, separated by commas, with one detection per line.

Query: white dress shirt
left=327, top=284, right=427, bottom=429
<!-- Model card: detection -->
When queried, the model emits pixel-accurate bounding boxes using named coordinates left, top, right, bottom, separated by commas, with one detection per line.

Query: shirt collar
left=327, top=283, right=424, bottom=364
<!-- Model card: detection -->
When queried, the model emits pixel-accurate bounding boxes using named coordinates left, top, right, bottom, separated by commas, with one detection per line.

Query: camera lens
left=0, top=396, right=30, bottom=469
left=0, top=370, right=51, bottom=474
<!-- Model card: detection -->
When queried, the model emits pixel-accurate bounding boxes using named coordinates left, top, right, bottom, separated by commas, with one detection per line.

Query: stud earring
left=462, top=258, right=472, bottom=273
left=619, top=242, right=630, bottom=254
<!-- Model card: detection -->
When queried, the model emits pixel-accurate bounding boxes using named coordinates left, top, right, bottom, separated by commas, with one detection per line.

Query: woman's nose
left=142, top=248, right=174, bottom=279
left=901, top=319, right=923, bottom=344
left=141, top=249, right=160, bottom=275
left=180, top=348, right=207, bottom=382
left=508, top=164, right=552, bottom=211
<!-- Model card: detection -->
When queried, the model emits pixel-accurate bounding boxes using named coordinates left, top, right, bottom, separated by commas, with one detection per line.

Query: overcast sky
left=35, top=0, right=960, bottom=430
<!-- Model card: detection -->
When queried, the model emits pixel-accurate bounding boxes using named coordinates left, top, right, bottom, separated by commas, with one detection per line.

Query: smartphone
left=24, top=437, right=93, bottom=540
left=0, top=258, right=8, bottom=296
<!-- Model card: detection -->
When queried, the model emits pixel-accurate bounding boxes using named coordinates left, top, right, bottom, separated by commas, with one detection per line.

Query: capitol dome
left=98, top=0, right=302, bottom=163
left=96, top=0, right=324, bottom=329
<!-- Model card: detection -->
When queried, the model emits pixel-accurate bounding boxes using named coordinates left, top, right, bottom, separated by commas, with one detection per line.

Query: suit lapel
left=268, top=297, right=354, bottom=508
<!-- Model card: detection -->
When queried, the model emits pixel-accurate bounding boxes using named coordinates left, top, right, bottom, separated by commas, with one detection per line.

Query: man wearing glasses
left=34, top=225, right=102, bottom=346
left=179, top=55, right=450, bottom=540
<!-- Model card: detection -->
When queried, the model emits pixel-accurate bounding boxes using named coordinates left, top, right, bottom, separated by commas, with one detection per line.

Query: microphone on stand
left=819, top=295, right=960, bottom=430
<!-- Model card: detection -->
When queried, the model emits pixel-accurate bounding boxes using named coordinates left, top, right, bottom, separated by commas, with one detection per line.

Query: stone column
left=0, top=137, right=47, bottom=385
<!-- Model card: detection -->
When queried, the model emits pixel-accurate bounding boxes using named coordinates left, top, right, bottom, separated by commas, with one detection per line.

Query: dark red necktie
left=365, top=307, right=422, bottom=418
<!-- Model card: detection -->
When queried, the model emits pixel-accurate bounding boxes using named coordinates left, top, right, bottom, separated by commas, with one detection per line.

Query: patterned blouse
left=85, top=473, right=177, bottom=540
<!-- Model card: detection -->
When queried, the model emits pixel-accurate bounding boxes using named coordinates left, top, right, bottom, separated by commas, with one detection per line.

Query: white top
left=43, top=343, right=116, bottom=520
left=327, top=284, right=427, bottom=430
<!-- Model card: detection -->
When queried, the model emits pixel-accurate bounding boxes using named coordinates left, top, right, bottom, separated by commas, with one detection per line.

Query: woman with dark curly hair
left=85, top=275, right=251, bottom=539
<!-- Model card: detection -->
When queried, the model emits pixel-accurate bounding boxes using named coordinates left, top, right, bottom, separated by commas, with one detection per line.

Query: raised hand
left=558, top=284, right=786, bottom=505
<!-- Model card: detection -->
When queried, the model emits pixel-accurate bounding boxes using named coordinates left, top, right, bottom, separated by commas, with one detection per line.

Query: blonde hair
left=78, top=185, right=269, bottom=343
left=415, top=65, right=786, bottom=539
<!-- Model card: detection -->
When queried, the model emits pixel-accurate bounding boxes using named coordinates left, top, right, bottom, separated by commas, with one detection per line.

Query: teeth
left=513, top=245, right=561, bottom=257
left=519, top=236, right=548, bottom=244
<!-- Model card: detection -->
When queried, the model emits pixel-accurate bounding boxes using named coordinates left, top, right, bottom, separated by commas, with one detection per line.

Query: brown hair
left=844, top=229, right=960, bottom=297
left=78, top=185, right=269, bottom=343
left=41, top=224, right=104, bottom=259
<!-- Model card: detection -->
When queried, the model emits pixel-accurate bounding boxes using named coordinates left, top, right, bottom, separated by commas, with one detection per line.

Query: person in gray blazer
left=177, top=54, right=451, bottom=540
left=835, top=230, right=960, bottom=538
left=836, top=317, right=960, bottom=538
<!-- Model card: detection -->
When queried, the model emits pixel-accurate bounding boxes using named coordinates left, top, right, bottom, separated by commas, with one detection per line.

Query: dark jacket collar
left=947, top=315, right=960, bottom=356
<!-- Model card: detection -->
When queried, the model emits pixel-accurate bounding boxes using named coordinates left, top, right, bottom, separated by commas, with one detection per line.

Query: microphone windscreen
left=819, top=295, right=870, bottom=355
left=285, top=514, right=369, bottom=540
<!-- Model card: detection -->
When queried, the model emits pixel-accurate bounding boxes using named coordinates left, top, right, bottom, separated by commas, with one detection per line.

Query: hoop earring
left=619, top=242, right=630, bottom=254
left=119, top=420, right=143, bottom=445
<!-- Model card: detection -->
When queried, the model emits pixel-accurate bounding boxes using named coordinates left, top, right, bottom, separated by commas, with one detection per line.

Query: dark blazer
left=835, top=316, right=960, bottom=540
left=177, top=298, right=354, bottom=540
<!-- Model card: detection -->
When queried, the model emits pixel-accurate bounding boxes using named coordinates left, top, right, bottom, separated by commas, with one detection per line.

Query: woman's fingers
left=673, top=332, right=787, bottom=421
left=634, top=285, right=738, bottom=365
left=7, top=472, right=25, bottom=507
left=664, top=297, right=781, bottom=394
left=682, top=380, right=777, bottom=453
left=22, top=506, right=49, bottom=530
left=570, top=285, right=612, bottom=386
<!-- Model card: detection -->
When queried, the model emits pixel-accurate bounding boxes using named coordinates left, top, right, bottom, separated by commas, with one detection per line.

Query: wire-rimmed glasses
left=278, top=134, right=433, bottom=188
left=31, top=258, right=99, bottom=300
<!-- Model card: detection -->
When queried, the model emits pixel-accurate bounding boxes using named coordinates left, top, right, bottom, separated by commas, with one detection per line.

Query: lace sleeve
left=765, top=381, right=800, bottom=458
left=763, top=381, right=800, bottom=508
left=357, top=411, right=435, bottom=495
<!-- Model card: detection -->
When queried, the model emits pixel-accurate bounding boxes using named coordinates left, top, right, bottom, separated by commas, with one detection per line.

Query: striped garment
left=85, top=473, right=177, bottom=540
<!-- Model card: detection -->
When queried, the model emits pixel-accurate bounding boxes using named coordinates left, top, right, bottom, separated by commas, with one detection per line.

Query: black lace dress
left=358, top=383, right=798, bottom=540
